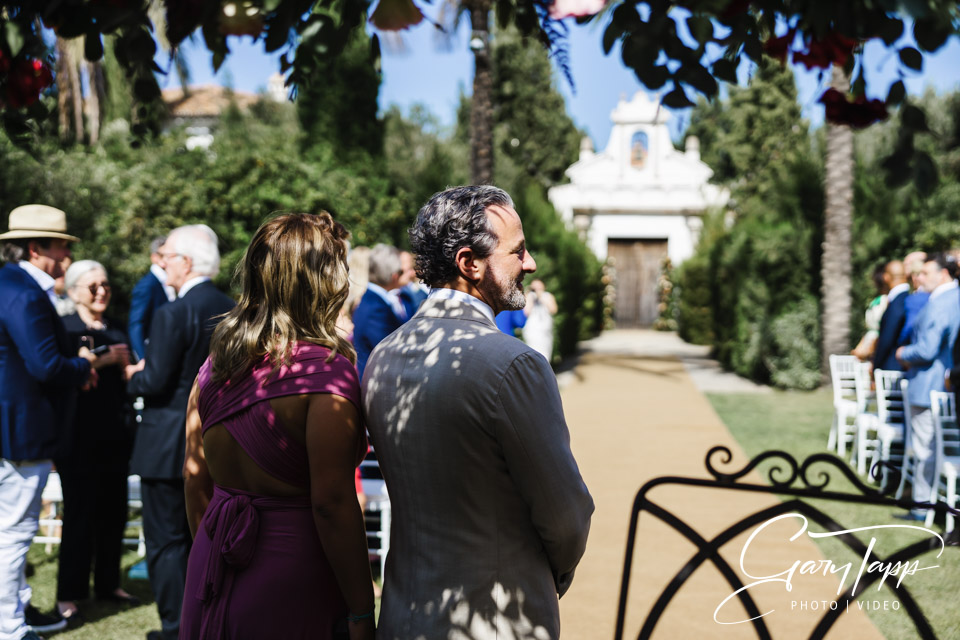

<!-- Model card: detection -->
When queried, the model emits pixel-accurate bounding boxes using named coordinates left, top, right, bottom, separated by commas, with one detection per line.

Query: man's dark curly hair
left=408, top=185, right=512, bottom=287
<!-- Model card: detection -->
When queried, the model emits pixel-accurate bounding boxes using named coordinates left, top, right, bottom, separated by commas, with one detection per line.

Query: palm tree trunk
left=820, top=66, right=854, bottom=381
left=67, top=48, right=85, bottom=144
left=86, top=61, right=106, bottom=145
left=468, top=0, right=493, bottom=185
left=55, top=39, right=73, bottom=143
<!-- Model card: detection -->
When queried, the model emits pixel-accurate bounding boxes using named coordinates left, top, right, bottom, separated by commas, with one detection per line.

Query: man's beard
left=480, top=264, right=526, bottom=312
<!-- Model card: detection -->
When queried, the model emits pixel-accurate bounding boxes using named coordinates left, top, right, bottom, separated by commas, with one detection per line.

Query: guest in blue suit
left=495, top=309, right=527, bottom=336
left=354, top=244, right=405, bottom=379
left=0, top=205, right=96, bottom=640
left=127, top=237, right=174, bottom=361
left=398, top=251, right=428, bottom=320
left=873, top=260, right=910, bottom=372
left=897, top=254, right=960, bottom=515
left=899, top=251, right=930, bottom=345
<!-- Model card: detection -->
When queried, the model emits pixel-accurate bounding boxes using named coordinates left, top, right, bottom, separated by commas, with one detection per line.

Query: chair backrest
left=853, top=361, right=874, bottom=412
left=931, top=391, right=960, bottom=463
left=829, top=354, right=859, bottom=406
left=875, top=369, right=905, bottom=427
left=900, top=379, right=913, bottom=450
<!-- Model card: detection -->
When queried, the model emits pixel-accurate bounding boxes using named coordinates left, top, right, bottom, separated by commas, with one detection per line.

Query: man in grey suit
left=363, top=185, right=593, bottom=640
left=897, top=253, right=960, bottom=519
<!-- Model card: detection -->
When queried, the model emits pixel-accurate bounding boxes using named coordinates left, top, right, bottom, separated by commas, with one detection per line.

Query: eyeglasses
left=86, top=283, right=111, bottom=295
left=158, top=252, right=186, bottom=262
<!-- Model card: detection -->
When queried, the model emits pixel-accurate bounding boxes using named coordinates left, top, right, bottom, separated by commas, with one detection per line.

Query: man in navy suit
left=873, top=260, right=910, bottom=372
left=897, top=254, right=960, bottom=518
left=128, top=237, right=175, bottom=361
left=0, top=205, right=96, bottom=640
left=124, top=225, right=234, bottom=640
left=398, top=251, right=428, bottom=320
left=353, top=244, right=405, bottom=378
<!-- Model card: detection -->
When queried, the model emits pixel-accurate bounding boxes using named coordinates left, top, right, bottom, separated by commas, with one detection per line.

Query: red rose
left=794, top=32, right=857, bottom=70
left=819, top=88, right=888, bottom=128
left=5, top=58, right=53, bottom=108
left=763, top=32, right=793, bottom=63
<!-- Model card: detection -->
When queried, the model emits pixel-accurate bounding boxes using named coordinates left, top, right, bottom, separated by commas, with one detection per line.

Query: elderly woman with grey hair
left=55, top=260, right=139, bottom=624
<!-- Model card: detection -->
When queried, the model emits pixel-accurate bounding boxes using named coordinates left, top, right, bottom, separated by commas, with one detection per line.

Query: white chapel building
left=548, top=91, right=728, bottom=327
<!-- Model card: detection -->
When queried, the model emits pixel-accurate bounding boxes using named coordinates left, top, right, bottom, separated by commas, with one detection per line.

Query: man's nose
left=523, top=250, right=537, bottom=273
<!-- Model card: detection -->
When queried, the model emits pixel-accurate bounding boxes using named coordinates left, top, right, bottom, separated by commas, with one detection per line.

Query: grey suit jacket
left=363, top=296, right=594, bottom=640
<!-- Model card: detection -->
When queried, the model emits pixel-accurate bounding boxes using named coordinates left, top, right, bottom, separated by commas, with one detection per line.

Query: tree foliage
left=678, top=61, right=825, bottom=389
left=492, top=26, right=583, bottom=188
left=679, top=61, right=960, bottom=389
left=1, top=0, right=958, bottom=173
left=296, top=28, right=383, bottom=163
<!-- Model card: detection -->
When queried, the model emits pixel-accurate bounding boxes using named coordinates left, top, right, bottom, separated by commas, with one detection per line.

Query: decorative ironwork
left=614, top=448, right=959, bottom=640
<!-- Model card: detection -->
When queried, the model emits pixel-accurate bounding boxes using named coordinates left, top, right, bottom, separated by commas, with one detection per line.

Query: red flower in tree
left=5, top=58, right=53, bottom=109
left=819, top=88, right=888, bottom=128
left=763, top=32, right=794, bottom=63
left=793, top=32, right=857, bottom=70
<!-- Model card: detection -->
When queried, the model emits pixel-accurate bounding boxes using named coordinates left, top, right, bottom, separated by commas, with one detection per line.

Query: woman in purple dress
left=180, top=213, right=375, bottom=640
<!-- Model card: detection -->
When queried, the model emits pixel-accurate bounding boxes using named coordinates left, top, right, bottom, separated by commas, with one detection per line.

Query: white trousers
left=910, top=406, right=936, bottom=505
left=0, top=460, right=51, bottom=640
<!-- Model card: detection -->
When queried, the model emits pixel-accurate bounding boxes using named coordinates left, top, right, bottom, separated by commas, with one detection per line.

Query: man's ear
left=26, top=241, right=42, bottom=260
left=454, top=246, right=482, bottom=283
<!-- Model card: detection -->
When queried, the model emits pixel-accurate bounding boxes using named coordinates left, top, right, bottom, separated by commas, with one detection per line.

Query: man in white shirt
left=363, top=186, right=593, bottom=640
left=124, top=225, right=234, bottom=640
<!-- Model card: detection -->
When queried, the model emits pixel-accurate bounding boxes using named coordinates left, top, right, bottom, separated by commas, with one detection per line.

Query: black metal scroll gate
left=614, top=447, right=959, bottom=640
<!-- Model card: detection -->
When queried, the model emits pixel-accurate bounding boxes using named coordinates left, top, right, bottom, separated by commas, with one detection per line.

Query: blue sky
left=172, top=9, right=960, bottom=150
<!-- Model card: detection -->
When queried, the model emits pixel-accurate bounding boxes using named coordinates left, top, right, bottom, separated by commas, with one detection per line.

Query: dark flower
left=5, top=58, right=53, bottom=109
left=763, top=32, right=794, bottom=63
left=794, top=32, right=857, bottom=70
left=819, top=88, right=888, bottom=128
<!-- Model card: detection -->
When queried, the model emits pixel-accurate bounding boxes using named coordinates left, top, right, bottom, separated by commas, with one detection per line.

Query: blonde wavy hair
left=209, top=212, right=355, bottom=383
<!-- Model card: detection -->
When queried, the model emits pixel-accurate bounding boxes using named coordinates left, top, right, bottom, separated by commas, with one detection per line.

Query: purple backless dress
left=180, top=342, right=362, bottom=640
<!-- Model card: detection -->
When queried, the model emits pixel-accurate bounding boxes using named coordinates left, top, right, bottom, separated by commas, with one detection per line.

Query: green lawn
left=707, top=390, right=960, bottom=640
left=25, top=545, right=160, bottom=640
left=25, top=538, right=381, bottom=638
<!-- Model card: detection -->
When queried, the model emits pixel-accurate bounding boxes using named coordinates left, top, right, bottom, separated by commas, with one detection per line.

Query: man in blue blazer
left=0, top=205, right=96, bottom=639
left=873, top=260, right=910, bottom=372
left=128, top=237, right=174, bottom=361
left=897, top=254, right=960, bottom=515
left=353, top=244, right=404, bottom=379
left=398, top=251, right=428, bottom=320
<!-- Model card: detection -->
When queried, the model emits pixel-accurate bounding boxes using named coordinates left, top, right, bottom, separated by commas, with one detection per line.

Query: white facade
left=548, top=91, right=727, bottom=263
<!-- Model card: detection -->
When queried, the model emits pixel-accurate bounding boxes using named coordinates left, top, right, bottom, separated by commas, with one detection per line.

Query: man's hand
left=102, top=344, right=130, bottom=368
left=895, top=346, right=909, bottom=369
left=81, top=368, right=99, bottom=391
left=93, top=344, right=130, bottom=369
left=124, top=359, right=145, bottom=381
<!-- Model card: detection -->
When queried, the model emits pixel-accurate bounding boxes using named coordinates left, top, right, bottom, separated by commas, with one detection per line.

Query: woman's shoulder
left=290, top=341, right=355, bottom=369
left=61, top=312, right=84, bottom=332
left=285, top=342, right=360, bottom=394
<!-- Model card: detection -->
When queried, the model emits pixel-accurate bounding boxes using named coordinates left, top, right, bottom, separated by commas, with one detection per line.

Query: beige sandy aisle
left=557, top=331, right=884, bottom=640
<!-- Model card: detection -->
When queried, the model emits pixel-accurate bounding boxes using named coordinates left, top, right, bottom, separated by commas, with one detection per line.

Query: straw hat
left=0, top=205, right=80, bottom=242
